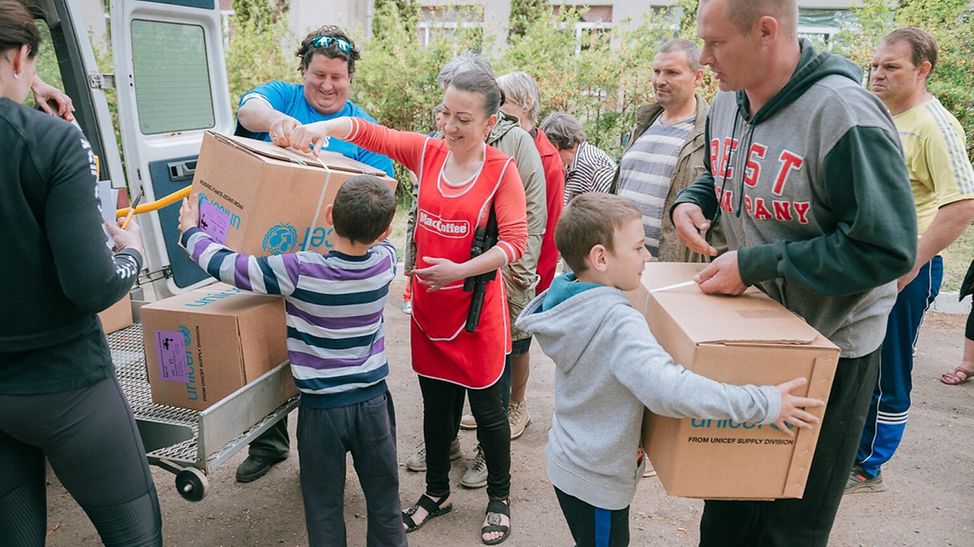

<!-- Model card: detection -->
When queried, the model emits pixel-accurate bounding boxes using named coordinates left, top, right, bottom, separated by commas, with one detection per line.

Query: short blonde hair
left=701, top=0, right=797, bottom=37
left=556, top=193, right=641, bottom=273
left=497, top=71, right=541, bottom=124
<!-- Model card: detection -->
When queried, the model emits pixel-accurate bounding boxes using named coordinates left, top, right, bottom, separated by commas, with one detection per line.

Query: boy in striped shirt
left=178, top=175, right=405, bottom=547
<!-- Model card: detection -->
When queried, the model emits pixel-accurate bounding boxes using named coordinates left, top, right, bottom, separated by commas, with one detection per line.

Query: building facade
left=79, top=1, right=856, bottom=54
left=294, top=0, right=857, bottom=52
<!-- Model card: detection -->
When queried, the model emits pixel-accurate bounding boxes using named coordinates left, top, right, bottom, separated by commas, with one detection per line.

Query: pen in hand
left=120, top=189, right=144, bottom=230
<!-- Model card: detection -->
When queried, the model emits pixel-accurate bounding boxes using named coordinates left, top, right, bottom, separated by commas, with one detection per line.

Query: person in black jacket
left=0, top=2, right=162, bottom=545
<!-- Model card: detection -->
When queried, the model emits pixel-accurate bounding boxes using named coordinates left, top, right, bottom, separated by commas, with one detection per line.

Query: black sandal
left=481, top=498, right=511, bottom=545
left=402, top=493, right=452, bottom=533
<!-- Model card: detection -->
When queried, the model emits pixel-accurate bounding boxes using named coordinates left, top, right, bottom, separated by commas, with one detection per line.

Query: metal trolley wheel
left=175, top=468, right=208, bottom=502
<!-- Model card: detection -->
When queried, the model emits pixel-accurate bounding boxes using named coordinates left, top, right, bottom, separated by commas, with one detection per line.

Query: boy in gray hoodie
left=515, top=193, right=823, bottom=546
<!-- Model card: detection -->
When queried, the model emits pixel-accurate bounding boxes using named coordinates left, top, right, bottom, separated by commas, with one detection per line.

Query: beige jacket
left=611, top=93, right=724, bottom=262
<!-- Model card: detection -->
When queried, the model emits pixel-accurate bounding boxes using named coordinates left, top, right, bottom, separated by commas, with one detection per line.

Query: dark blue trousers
left=857, top=257, right=942, bottom=477
left=296, top=391, right=406, bottom=547
left=555, top=487, right=630, bottom=547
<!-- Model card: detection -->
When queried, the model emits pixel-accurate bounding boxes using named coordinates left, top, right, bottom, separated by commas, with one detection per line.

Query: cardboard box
left=628, top=263, right=839, bottom=500
left=190, top=131, right=397, bottom=256
left=98, top=292, right=134, bottom=334
left=141, top=285, right=288, bottom=410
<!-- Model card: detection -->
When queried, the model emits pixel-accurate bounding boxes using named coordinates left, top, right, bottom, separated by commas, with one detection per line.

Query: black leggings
left=418, top=375, right=511, bottom=500
left=966, top=304, right=973, bottom=340
left=0, top=376, right=162, bottom=546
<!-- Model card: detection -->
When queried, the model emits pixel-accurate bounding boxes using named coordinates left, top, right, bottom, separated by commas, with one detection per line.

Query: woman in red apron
left=288, top=70, right=527, bottom=545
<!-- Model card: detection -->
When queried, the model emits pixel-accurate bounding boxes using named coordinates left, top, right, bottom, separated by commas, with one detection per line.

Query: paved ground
left=45, top=278, right=974, bottom=546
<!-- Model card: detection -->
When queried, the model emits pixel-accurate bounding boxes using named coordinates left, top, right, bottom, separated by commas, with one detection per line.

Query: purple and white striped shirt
left=180, top=227, right=397, bottom=408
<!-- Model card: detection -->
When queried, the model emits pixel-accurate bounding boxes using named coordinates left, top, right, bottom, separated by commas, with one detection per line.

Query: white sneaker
left=460, top=444, right=488, bottom=488
left=508, top=401, right=530, bottom=440
left=404, top=437, right=462, bottom=472
left=460, top=413, right=478, bottom=430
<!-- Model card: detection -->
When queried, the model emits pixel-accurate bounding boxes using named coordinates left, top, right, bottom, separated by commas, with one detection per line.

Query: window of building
left=417, top=5, right=484, bottom=48
left=552, top=5, right=613, bottom=55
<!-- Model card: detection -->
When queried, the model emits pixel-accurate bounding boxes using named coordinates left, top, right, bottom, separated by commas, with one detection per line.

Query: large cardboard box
left=141, top=285, right=288, bottom=410
left=98, top=292, right=133, bottom=334
left=629, top=262, right=839, bottom=500
left=190, top=131, right=397, bottom=256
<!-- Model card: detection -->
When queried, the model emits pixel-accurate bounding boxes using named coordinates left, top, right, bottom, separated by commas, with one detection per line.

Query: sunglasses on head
left=312, top=36, right=352, bottom=55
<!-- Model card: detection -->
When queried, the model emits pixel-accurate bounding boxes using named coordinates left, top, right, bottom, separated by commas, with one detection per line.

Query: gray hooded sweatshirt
left=516, top=274, right=781, bottom=510
left=673, top=40, right=916, bottom=358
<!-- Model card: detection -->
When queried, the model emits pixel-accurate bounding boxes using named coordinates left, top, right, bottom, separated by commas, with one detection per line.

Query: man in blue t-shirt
left=233, top=26, right=394, bottom=484
left=235, top=25, right=394, bottom=178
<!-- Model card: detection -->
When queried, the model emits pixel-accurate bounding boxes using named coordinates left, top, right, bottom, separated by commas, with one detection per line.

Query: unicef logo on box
left=262, top=224, right=299, bottom=255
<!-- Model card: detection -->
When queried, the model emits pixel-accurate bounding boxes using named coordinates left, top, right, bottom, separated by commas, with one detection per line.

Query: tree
left=508, top=0, right=548, bottom=41
left=353, top=1, right=481, bottom=201
left=225, top=0, right=295, bottom=117
left=231, top=0, right=289, bottom=29
left=372, top=0, right=420, bottom=37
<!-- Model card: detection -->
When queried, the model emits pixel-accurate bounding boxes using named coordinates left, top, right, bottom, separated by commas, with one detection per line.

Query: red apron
left=411, top=152, right=512, bottom=389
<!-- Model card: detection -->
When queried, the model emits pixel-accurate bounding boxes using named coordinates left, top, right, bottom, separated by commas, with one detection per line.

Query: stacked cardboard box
left=141, top=284, right=288, bottom=410
left=98, top=292, right=134, bottom=334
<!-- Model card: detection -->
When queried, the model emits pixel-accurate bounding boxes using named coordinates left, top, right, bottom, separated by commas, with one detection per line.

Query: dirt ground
left=45, top=278, right=974, bottom=546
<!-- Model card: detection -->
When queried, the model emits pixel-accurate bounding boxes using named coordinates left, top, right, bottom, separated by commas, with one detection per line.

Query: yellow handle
left=115, top=186, right=192, bottom=218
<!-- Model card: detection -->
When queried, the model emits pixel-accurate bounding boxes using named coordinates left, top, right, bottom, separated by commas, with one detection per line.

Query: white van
left=37, top=0, right=234, bottom=297
left=34, top=0, right=296, bottom=501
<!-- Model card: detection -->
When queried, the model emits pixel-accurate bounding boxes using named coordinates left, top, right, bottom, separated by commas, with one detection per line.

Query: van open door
left=110, top=0, right=234, bottom=297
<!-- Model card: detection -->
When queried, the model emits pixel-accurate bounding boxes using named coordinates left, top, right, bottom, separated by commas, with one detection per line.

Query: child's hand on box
left=772, top=377, right=825, bottom=437
left=178, top=194, right=200, bottom=234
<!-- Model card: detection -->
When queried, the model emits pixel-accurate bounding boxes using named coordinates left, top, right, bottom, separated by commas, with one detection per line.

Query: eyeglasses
left=312, top=36, right=353, bottom=55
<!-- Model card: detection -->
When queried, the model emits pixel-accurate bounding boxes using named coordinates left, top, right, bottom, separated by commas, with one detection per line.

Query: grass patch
left=942, top=224, right=973, bottom=292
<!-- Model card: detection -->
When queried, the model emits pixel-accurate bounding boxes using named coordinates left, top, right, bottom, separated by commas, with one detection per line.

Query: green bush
left=495, top=2, right=707, bottom=158
left=353, top=2, right=484, bottom=202
left=225, top=12, right=296, bottom=118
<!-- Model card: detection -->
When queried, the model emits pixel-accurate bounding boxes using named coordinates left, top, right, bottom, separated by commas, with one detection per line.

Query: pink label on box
left=155, top=330, right=188, bottom=383
left=199, top=199, right=231, bottom=244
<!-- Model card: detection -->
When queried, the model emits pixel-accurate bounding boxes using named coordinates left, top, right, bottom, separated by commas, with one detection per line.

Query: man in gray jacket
left=611, top=38, right=718, bottom=263
left=672, top=0, right=916, bottom=544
